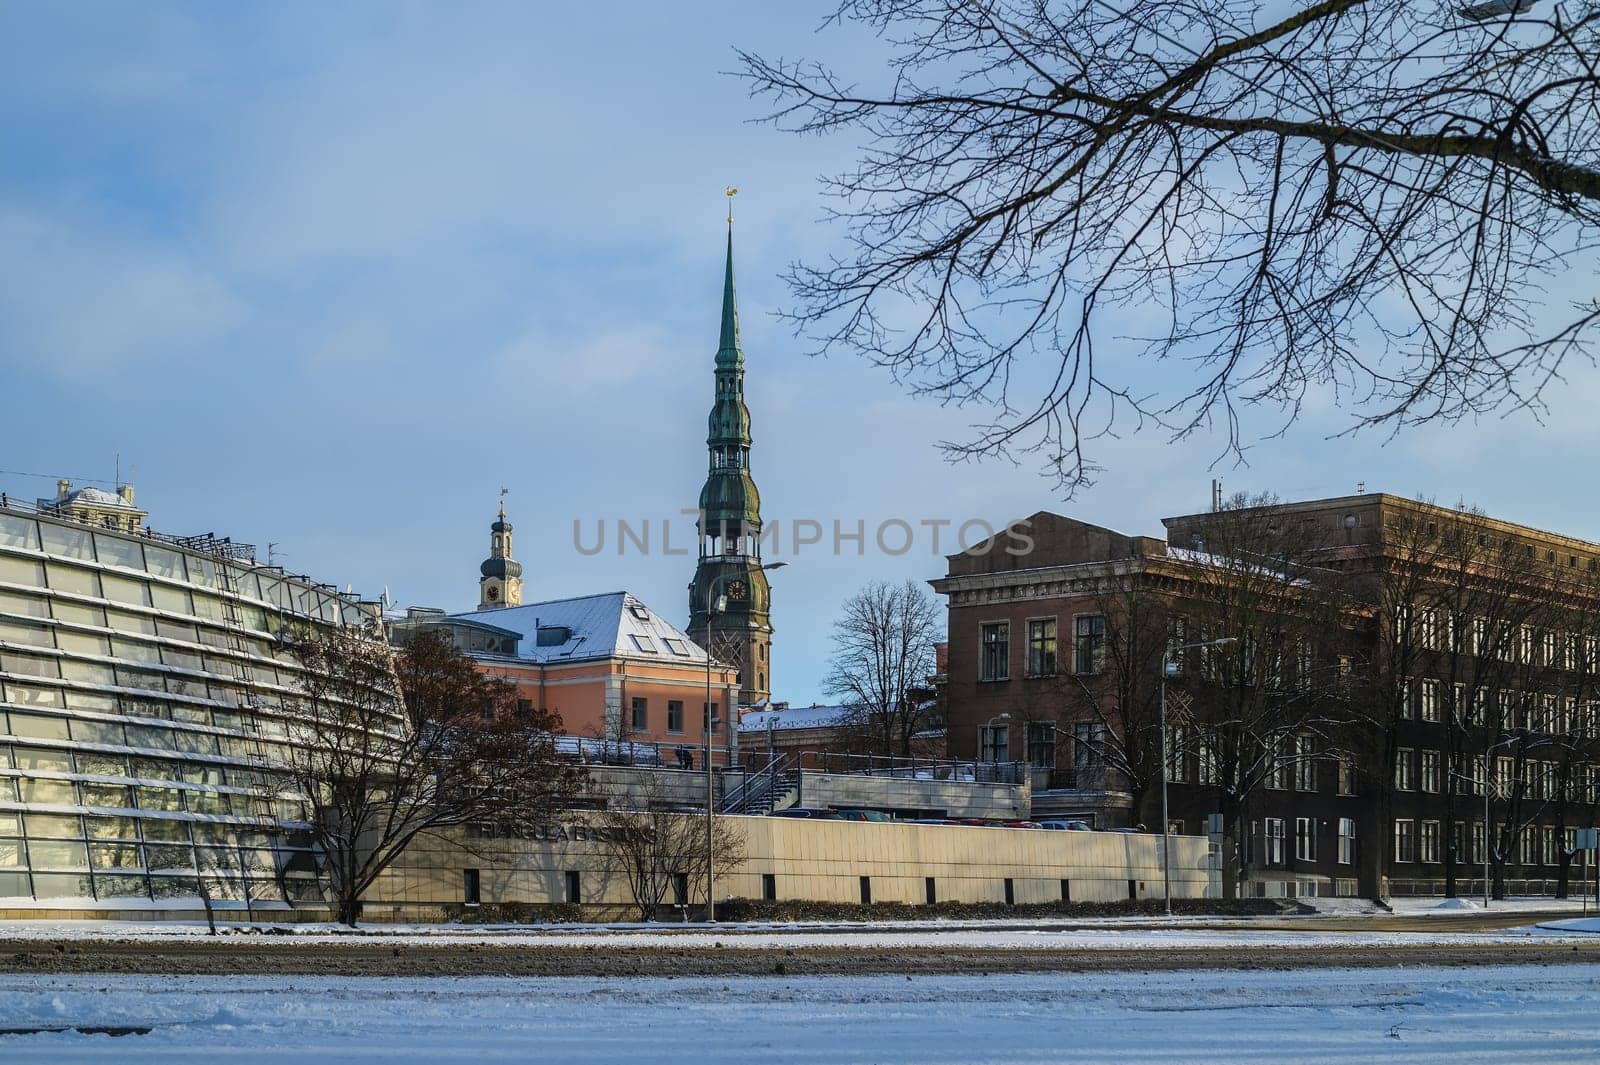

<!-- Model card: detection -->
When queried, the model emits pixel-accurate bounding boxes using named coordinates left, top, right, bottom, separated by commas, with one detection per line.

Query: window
left=1395, top=748, right=1415, bottom=791
left=980, top=724, right=1009, bottom=763
left=1264, top=818, right=1285, bottom=866
left=1026, top=618, right=1057, bottom=677
left=1072, top=722, right=1104, bottom=768
left=630, top=697, right=647, bottom=731
left=1337, top=758, right=1358, bottom=796
left=1519, top=831, right=1536, bottom=867
left=1196, top=740, right=1219, bottom=784
left=1420, top=821, right=1440, bottom=863
left=1168, top=726, right=1191, bottom=783
left=667, top=700, right=684, bottom=733
left=515, top=698, right=533, bottom=723
left=980, top=622, right=1010, bottom=681
left=564, top=870, right=581, bottom=904
left=662, top=637, right=690, bottom=656
left=762, top=874, right=776, bottom=902
left=463, top=869, right=480, bottom=906
left=1541, top=825, right=1557, bottom=866
left=1294, top=735, right=1316, bottom=792
left=1025, top=722, right=1055, bottom=769
left=1420, top=679, right=1440, bottom=722
left=629, top=634, right=657, bottom=654
left=1394, top=819, right=1416, bottom=863
left=1472, top=821, right=1486, bottom=865
left=1400, top=680, right=1415, bottom=719
left=1494, top=756, right=1514, bottom=794
left=1267, top=741, right=1290, bottom=790
left=1337, top=818, right=1356, bottom=865
left=1295, top=817, right=1317, bottom=862
left=1420, top=750, right=1440, bottom=794
left=703, top=702, right=719, bottom=730
left=1073, top=615, right=1106, bottom=675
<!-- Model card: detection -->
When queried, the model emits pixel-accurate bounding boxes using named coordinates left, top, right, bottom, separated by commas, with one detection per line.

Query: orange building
left=392, top=590, right=741, bottom=768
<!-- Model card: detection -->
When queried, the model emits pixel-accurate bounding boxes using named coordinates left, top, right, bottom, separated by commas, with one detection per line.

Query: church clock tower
left=689, top=211, right=773, bottom=706
left=478, top=497, right=523, bottom=610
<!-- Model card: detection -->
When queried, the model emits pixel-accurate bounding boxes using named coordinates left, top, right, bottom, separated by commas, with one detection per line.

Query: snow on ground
left=1, top=966, right=1598, bottom=1064
left=0, top=920, right=1562, bottom=950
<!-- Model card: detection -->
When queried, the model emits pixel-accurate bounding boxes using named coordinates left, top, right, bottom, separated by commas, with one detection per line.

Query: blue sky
left=3, top=2, right=1597, bottom=707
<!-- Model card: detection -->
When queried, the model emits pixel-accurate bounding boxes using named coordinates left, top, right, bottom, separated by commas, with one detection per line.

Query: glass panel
left=29, top=873, right=94, bottom=897
left=44, top=563, right=100, bottom=597
left=0, top=555, right=46, bottom=586
left=61, top=668, right=117, bottom=692
left=187, top=791, right=230, bottom=814
left=135, top=786, right=184, bottom=811
left=0, top=514, right=40, bottom=549
left=187, top=556, right=219, bottom=590
left=2, top=651, right=61, bottom=678
left=51, top=601, right=105, bottom=627
left=80, top=783, right=134, bottom=808
left=161, top=647, right=203, bottom=671
left=238, top=847, right=275, bottom=872
left=13, top=747, right=72, bottom=772
left=190, top=594, right=223, bottom=621
left=155, top=617, right=197, bottom=643
left=29, top=842, right=89, bottom=869
left=145, top=843, right=195, bottom=869
left=194, top=826, right=238, bottom=847
left=143, top=546, right=186, bottom=580
left=125, top=725, right=177, bottom=751
left=101, top=573, right=151, bottom=606
left=149, top=875, right=200, bottom=898
left=0, top=811, right=18, bottom=833
left=89, top=842, right=144, bottom=869
left=149, top=583, right=191, bottom=615
left=115, top=664, right=166, bottom=690
left=74, top=753, right=127, bottom=776
left=0, top=617, right=54, bottom=647
left=93, top=534, right=145, bottom=571
left=173, top=730, right=219, bottom=755
left=284, top=877, right=324, bottom=902
left=70, top=719, right=125, bottom=745
left=56, top=629, right=110, bottom=656
left=171, top=705, right=211, bottom=726
left=138, top=819, right=190, bottom=842
left=0, top=777, right=14, bottom=801
left=106, top=610, right=157, bottom=636
left=111, top=639, right=162, bottom=664
left=231, top=570, right=262, bottom=602
left=0, top=840, right=24, bottom=867
left=38, top=522, right=94, bottom=560
left=198, top=875, right=246, bottom=902
left=84, top=815, right=140, bottom=839
left=130, top=757, right=178, bottom=780
left=4, top=682, right=65, bottom=708
left=0, top=870, right=33, bottom=896
left=0, top=589, right=50, bottom=617
left=17, top=778, right=77, bottom=804
left=119, top=695, right=169, bottom=719
left=9, top=712, right=69, bottom=740
left=238, top=604, right=268, bottom=632
left=24, top=813, right=83, bottom=838
left=95, top=874, right=150, bottom=899
left=186, top=765, right=226, bottom=787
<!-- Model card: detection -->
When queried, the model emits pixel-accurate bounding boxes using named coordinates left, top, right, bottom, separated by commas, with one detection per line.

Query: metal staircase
left=721, top=755, right=801, bottom=815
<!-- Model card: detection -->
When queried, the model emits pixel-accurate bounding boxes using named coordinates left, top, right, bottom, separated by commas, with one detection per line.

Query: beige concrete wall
left=365, top=816, right=1215, bottom=919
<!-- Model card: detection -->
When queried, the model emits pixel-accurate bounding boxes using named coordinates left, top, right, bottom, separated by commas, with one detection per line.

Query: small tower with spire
left=479, top=489, right=523, bottom=609
left=689, top=192, right=773, bottom=705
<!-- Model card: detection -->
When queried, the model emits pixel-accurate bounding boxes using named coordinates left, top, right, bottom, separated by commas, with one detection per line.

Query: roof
left=447, top=591, right=711, bottom=666
left=738, top=703, right=854, bottom=733
left=45, top=486, right=138, bottom=509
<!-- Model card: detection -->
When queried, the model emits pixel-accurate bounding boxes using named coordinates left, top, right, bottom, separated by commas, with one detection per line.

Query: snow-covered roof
left=738, top=703, right=854, bottom=733
left=447, top=591, right=710, bottom=665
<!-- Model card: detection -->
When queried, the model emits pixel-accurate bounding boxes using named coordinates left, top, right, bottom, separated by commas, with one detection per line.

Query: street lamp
left=703, top=561, right=785, bottom=922
left=1160, top=637, right=1237, bottom=916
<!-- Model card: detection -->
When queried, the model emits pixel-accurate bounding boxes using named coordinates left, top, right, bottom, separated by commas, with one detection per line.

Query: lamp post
left=703, top=561, right=785, bottom=922
left=1160, top=637, right=1237, bottom=916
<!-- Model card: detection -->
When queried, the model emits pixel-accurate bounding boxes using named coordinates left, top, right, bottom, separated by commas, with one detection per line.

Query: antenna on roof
left=1211, top=479, right=1223, bottom=511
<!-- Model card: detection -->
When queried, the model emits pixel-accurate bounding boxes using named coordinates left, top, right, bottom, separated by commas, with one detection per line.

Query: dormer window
left=630, top=634, right=657, bottom=653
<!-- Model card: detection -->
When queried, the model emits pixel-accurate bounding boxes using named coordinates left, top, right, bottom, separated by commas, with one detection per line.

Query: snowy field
left=2, top=966, right=1598, bottom=1063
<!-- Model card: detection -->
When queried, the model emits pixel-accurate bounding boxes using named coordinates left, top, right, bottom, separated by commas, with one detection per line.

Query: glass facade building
left=0, top=502, right=383, bottom=913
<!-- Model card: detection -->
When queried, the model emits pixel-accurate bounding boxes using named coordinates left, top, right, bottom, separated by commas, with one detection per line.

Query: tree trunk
left=337, top=895, right=362, bottom=927
left=1556, top=851, right=1572, bottom=899
left=1220, top=795, right=1242, bottom=901
left=1360, top=790, right=1388, bottom=903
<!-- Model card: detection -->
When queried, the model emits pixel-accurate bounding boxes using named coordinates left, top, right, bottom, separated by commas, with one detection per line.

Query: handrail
left=719, top=750, right=799, bottom=812
left=795, top=750, right=1029, bottom=784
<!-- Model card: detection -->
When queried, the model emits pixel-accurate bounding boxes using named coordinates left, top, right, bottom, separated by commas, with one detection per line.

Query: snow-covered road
left=2, top=966, right=1597, bottom=1063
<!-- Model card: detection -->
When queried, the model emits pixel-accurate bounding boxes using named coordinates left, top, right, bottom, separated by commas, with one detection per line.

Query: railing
left=720, top=752, right=800, bottom=814
left=795, top=751, right=1029, bottom=785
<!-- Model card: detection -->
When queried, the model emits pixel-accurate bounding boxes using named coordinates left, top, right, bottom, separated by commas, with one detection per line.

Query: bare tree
left=594, top=777, right=748, bottom=921
left=824, top=579, right=943, bottom=757
left=1170, top=493, right=1353, bottom=898
left=743, top=1, right=1600, bottom=494
left=284, top=627, right=583, bottom=925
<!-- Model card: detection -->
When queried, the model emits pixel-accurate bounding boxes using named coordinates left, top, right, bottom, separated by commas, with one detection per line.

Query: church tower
left=478, top=498, right=523, bottom=609
left=688, top=214, right=772, bottom=706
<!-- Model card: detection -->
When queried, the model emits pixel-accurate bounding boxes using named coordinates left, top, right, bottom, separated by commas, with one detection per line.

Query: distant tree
left=594, top=776, right=748, bottom=921
left=284, top=627, right=583, bottom=925
left=824, top=579, right=943, bottom=757
left=744, top=1, right=1600, bottom=494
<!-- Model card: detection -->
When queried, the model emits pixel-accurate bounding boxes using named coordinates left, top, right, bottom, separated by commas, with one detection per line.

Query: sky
left=2, top=2, right=1598, bottom=707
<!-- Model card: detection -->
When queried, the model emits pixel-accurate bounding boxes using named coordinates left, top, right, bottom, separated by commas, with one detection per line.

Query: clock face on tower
left=486, top=585, right=500, bottom=602
left=727, top=579, right=748, bottom=601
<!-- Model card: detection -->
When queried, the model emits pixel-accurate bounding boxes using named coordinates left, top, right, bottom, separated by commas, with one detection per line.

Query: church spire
left=690, top=192, right=773, bottom=706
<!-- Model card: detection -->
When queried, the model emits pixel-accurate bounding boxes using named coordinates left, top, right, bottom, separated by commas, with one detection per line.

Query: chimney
left=117, top=484, right=135, bottom=506
left=56, top=479, right=72, bottom=502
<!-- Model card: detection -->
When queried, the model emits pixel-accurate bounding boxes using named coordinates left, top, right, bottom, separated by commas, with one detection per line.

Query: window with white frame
left=1395, top=748, right=1415, bottom=791
left=1420, top=678, right=1440, bottom=722
left=1025, top=617, right=1057, bottom=677
left=980, top=724, right=1010, bottom=763
left=1197, top=740, right=1219, bottom=785
left=1337, top=757, right=1358, bottom=796
left=1264, top=818, right=1285, bottom=866
left=1072, top=721, right=1104, bottom=769
left=1420, top=749, right=1440, bottom=794
left=979, top=622, right=1010, bottom=681
left=1337, top=818, right=1355, bottom=865
left=1294, top=734, right=1316, bottom=792
left=1520, top=831, right=1537, bottom=866
left=1420, top=820, right=1440, bottom=863
left=1295, top=817, right=1317, bottom=862
left=1472, top=821, right=1485, bottom=865
left=1394, top=819, right=1416, bottom=863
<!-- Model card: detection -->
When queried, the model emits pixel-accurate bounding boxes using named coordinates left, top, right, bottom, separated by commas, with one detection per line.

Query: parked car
left=1001, top=820, right=1045, bottom=829
left=830, top=808, right=892, bottom=822
left=769, top=807, right=827, bottom=819
left=1038, top=819, right=1093, bottom=831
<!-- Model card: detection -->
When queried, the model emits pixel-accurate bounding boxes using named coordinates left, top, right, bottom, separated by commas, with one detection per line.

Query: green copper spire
left=716, top=227, right=742, bottom=369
